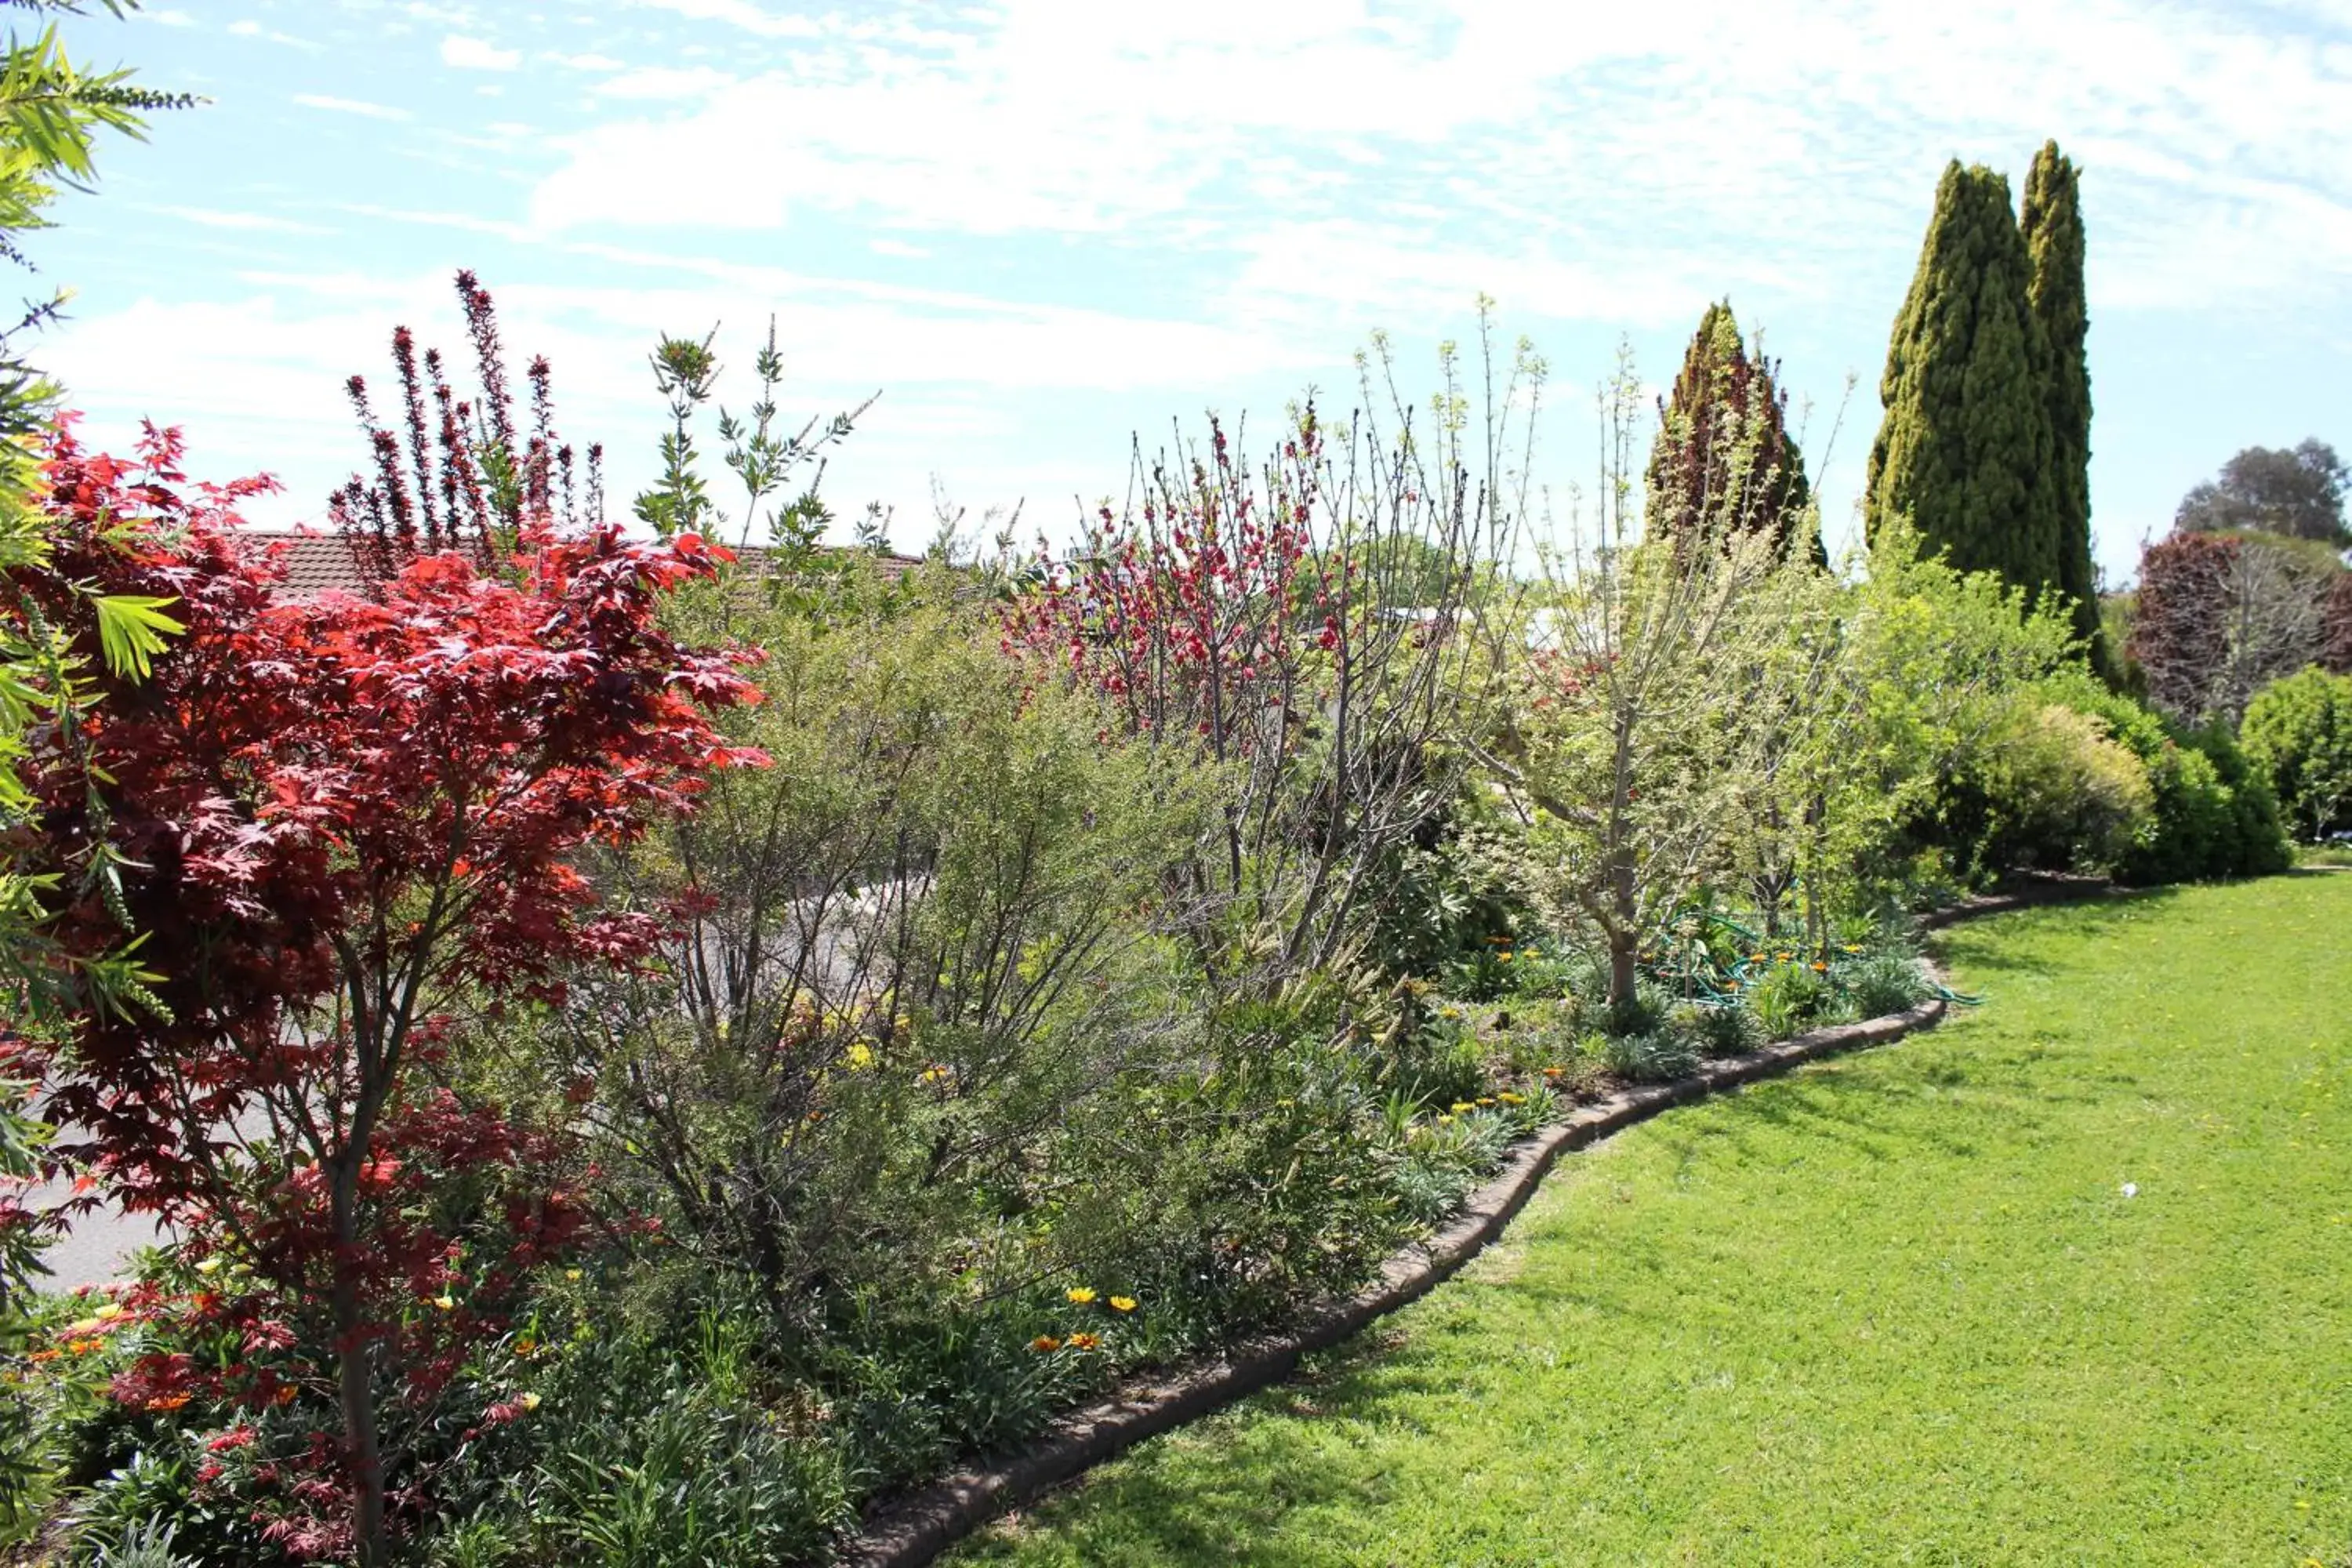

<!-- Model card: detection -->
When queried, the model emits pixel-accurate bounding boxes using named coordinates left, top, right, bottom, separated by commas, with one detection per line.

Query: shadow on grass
left=1925, top=885, right=2180, bottom=977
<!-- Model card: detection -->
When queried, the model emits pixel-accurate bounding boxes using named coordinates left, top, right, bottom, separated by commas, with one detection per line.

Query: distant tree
left=2020, top=140, right=2111, bottom=677
left=2327, top=572, right=2352, bottom=676
left=2128, top=530, right=2332, bottom=726
left=1643, top=299, right=1822, bottom=566
left=2175, top=439, right=2350, bottom=547
left=1867, top=161, right=2061, bottom=601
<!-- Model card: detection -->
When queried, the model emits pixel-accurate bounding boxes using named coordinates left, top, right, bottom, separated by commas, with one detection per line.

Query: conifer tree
left=1866, top=162, right=2059, bottom=597
left=1645, top=299, right=1824, bottom=565
left=2022, top=140, right=2110, bottom=675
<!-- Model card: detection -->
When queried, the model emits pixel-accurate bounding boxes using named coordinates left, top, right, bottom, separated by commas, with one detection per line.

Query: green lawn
left=952, top=876, right=2352, bottom=1566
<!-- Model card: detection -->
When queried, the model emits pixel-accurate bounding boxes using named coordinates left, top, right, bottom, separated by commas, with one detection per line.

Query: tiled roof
left=233, top=530, right=924, bottom=600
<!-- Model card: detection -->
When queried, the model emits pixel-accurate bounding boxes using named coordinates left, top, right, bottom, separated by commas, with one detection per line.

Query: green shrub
left=1602, top=1029, right=1699, bottom=1083
left=1938, top=697, right=2154, bottom=877
left=1843, top=953, right=1933, bottom=1017
left=1748, top=963, right=1833, bottom=1039
left=1385, top=1007, right=1488, bottom=1111
left=1603, top=980, right=1674, bottom=1040
left=2046, top=678, right=2292, bottom=883
left=2241, top=666, right=2352, bottom=842
left=1670, top=1000, right=1764, bottom=1058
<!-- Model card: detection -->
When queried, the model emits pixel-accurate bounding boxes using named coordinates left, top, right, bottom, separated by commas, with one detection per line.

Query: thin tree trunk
left=330, top=1161, right=387, bottom=1568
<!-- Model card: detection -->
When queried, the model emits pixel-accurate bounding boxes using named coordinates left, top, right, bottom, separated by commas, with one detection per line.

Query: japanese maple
left=13, top=417, right=761, bottom=1563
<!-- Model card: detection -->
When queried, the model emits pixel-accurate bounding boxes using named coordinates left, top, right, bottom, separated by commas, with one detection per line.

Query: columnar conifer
left=1866, top=162, right=2059, bottom=597
left=2021, top=140, right=2109, bottom=674
left=1645, top=299, right=1824, bottom=566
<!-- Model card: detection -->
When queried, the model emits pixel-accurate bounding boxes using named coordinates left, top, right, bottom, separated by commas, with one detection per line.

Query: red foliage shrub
left=11, top=418, right=761, bottom=1561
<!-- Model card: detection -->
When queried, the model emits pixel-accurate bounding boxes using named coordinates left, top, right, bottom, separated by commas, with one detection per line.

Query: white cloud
left=441, top=34, right=522, bottom=71
left=227, top=17, right=318, bottom=48
left=628, top=0, right=818, bottom=38
left=143, top=8, right=195, bottom=24
left=333, top=205, right=539, bottom=244
left=551, top=53, right=627, bottom=71
left=154, top=206, right=334, bottom=235
left=293, top=94, right=412, bottom=122
left=869, top=238, right=929, bottom=260
left=590, top=66, right=736, bottom=100
left=527, top=0, right=2352, bottom=323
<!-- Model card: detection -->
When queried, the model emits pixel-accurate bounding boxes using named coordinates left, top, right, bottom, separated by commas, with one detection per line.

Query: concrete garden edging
left=838, top=886, right=2085, bottom=1568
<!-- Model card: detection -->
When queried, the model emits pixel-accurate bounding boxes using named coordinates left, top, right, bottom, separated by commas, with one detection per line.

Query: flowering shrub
left=1004, top=324, right=1530, bottom=985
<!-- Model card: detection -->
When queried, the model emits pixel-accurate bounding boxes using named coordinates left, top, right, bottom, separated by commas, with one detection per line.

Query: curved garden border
left=840, top=884, right=2101, bottom=1568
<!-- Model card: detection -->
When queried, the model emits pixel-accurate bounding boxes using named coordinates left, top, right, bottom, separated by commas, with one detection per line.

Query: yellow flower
left=1066, top=1287, right=1098, bottom=1305
left=843, top=1042, right=876, bottom=1071
left=1109, top=1296, right=1138, bottom=1313
left=1498, top=1091, right=1526, bottom=1105
left=1450, top=1101, right=1475, bottom=1113
left=194, top=1257, right=223, bottom=1276
left=1067, top=1332, right=1102, bottom=1351
left=1842, top=944, right=1864, bottom=953
left=432, top=1295, right=456, bottom=1312
left=1436, top=1114, right=1455, bottom=1126
left=564, top=1269, right=583, bottom=1282
left=1475, top=1097, right=1495, bottom=1106
left=63, top=1317, right=100, bottom=1338
left=519, top=1392, right=542, bottom=1413
left=1497, top=951, right=1515, bottom=964
left=94, top=1303, right=122, bottom=1322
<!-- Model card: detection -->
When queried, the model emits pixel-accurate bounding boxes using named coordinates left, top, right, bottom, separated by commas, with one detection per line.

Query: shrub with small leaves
left=1674, top=1000, right=1765, bottom=1058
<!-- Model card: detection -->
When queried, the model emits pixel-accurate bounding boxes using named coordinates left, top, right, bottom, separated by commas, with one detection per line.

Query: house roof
left=233, top=530, right=924, bottom=600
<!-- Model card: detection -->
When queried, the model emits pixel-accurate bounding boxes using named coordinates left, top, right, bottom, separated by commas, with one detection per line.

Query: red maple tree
left=12, top=418, right=762, bottom=1563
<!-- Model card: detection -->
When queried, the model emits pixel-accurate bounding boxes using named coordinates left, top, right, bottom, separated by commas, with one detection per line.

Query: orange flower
left=66, top=1338, right=103, bottom=1356
left=26, top=1349, right=61, bottom=1365
left=1030, top=1336, right=1062, bottom=1352
left=274, top=1385, right=299, bottom=1406
left=1067, top=1333, right=1102, bottom=1351
left=1541, top=1066, right=1566, bottom=1079
left=146, top=1393, right=192, bottom=1412
left=1810, top=960, right=1828, bottom=973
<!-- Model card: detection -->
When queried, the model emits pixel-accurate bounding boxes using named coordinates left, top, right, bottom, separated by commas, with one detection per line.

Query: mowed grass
left=953, top=875, right=2352, bottom=1566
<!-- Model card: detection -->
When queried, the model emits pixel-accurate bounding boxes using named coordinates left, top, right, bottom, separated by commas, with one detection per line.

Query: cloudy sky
left=30, top=0, right=2352, bottom=578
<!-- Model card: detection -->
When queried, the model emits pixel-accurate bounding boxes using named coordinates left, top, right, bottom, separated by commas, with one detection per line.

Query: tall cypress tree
left=2021, top=140, right=2110, bottom=675
left=1866, top=162, right=2059, bottom=596
left=1645, top=299, right=1824, bottom=565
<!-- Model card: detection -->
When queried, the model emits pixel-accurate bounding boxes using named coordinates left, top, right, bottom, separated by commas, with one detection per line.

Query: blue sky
left=27, top=0, right=2352, bottom=580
